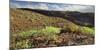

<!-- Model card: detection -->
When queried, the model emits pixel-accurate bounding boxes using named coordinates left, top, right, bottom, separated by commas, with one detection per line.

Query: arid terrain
left=10, top=8, right=95, bottom=49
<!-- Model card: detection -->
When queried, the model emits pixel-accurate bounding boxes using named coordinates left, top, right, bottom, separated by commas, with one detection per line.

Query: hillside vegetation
left=10, top=8, right=94, bottom=49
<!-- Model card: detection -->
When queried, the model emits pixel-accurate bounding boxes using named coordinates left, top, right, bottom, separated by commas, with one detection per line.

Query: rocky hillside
left=10, top=8, right=94, bottom=49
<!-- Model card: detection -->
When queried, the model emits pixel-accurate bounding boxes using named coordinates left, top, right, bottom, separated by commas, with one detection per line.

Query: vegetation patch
left=80, top=27, right=95, bottom=35
left=18, top=26, right=61, bottom=39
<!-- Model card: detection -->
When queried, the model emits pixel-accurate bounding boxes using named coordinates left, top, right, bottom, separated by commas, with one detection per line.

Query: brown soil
left=28, top=32, right=94, bottom=48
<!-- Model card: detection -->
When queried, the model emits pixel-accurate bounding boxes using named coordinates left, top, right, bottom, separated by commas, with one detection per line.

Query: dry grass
left=10, top=8, right=94, bottom=49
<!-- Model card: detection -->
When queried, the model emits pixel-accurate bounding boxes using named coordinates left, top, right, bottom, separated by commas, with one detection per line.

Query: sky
left=10, top=0, right=95, bottom=13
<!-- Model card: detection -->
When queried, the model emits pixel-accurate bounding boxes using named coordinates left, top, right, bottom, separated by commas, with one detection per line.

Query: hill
left=20, top=8, right=94, bottom=27
left=10, top=8, right=94, bottom=49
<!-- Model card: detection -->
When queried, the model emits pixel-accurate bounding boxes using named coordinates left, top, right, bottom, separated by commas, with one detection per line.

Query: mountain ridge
left=17, top=8, right=94, bottom=27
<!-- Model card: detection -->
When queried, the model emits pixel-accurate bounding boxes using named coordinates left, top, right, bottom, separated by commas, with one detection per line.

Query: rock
left=48, top=44, right=57, bottom=47
left=35, top=36, right=45, bottom=41
left=68, top=41, right=77, bottom=46
left=37, top=43, right=47, bottom=48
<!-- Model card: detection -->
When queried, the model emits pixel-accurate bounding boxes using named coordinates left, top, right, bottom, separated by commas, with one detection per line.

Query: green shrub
left=63, top=23, right=79, bottom=32
left=18, top=30, right=38, bottom=38
left=41, top=26, right=61, bottom=34
left=16, top=39, right=31, bottom=49
left=68, top=25, right=79, bottom=32
left=80, top=27, right=95, bottom=35
left=18, top=26, right=61, bottom=39
left=40, top=26, right=61, bottom=40
left=14, top=26, right=61, bottom=49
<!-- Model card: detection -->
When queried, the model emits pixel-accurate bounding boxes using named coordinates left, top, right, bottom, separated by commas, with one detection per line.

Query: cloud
left=25, top=3, right=49, bottom=10
left=10, top=1, right=49, bottom=10
left=37, top=3, right=48, bottom=10
left=10, top=2, right=21, bottom=8
left=47, top=4, right=64, bottom=10
left=10, top=1, right=94, bottom=12
left=79, top=6, right=95, bottom=12
left=64, top=5, right=87, bottom=11
left=63, top=5, right=94, bottom=12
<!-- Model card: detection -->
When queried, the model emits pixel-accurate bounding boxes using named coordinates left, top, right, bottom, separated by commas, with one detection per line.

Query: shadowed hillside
left=20, top=8, right=94, bottom=27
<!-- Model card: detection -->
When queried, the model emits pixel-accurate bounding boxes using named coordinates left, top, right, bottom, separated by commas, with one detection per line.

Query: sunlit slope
left=10, top=8, right=80, bottom=34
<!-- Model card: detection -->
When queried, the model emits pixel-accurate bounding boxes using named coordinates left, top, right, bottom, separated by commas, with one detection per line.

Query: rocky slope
left=10, top=8, right=94, bottom=49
